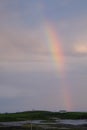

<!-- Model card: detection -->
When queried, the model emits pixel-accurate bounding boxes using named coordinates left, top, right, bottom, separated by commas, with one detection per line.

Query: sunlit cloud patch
left=73, top=43, right=87, bottom=55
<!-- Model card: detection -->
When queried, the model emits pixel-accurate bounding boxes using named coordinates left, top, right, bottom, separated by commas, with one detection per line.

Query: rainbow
left=45, top=23, right=64, bottom=71
left=44, top=22, right=72, bottom=111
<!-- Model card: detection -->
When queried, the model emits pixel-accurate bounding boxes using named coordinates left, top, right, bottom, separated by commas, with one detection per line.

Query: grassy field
left=0, top=111, right=87, bottom=130
left=0, top=111, right=87, bottom=122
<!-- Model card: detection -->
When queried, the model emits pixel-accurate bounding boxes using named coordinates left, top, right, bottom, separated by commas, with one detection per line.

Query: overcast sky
left=0, top=0, right=87, bottom=113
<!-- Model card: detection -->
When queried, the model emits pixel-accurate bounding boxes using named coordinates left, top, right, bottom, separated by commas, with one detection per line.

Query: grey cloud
left=0, top=0, right=48, bottom=62
left=66, top=65, right=87, bottom=111
left=0, top=26, right=49, bottom=62
left=0, top=0, right=43, bottom=27
left=0, top=62, right=87, bottom=112
left=0, top=70, right=63, bottom=112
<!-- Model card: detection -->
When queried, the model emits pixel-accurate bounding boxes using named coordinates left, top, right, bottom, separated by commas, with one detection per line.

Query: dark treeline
left=0, top=111, right=87, bottom=122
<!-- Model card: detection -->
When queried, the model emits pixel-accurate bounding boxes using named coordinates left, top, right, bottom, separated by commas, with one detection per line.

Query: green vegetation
left=0, top=111, right=87, bottom=122
left=0, top=111, right=51, bottom=122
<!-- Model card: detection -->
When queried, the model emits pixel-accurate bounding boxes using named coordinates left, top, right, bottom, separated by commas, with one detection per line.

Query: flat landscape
left=0, top=111, right=87, bottom=130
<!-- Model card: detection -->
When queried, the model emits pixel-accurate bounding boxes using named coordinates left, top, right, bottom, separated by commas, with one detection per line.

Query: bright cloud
left=73, top=42, right=87, bottom=54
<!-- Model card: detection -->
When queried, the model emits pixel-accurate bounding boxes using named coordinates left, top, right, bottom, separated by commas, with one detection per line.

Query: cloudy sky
left=0, top=0, right=87, bottom=113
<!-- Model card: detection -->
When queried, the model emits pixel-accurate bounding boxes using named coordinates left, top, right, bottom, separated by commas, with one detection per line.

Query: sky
left=0, top=0, right=87, bottom=113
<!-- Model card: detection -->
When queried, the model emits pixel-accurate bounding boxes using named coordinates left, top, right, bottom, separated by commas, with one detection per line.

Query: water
left=0, top=119, right=87, bottom=126
left=59, top=119, right=87, bottom=125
